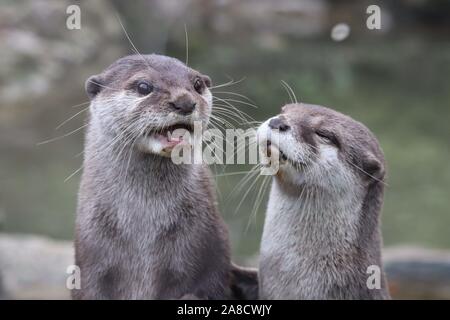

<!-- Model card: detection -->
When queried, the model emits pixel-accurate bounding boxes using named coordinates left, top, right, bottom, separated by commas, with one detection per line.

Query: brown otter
left=73, top=54, right=257, bottom=299
left=257, top=103, right=390, bottom=299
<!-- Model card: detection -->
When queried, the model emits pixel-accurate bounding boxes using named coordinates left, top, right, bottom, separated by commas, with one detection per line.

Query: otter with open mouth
left=257, top=103, right=390, bottom=299
left=73, top=54, right=257, bottom=300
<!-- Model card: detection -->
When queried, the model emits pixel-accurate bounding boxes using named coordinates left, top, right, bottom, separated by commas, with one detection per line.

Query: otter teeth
left=167, top=132, right=182, bottom=143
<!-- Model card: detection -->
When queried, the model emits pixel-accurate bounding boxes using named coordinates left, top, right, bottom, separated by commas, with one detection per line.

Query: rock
left=384, top=246, right=450, bottom=299
left=0, top=233, right=73, bottom=299
left=1, top=233, right=450, bottom=300
left=0, top=273, right=7, bottom=299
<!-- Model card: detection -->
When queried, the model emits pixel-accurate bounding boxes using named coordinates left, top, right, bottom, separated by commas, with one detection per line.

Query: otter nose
left=169, top=98, right=196, bottom=115
left=268, top=117, right=290, bottom=132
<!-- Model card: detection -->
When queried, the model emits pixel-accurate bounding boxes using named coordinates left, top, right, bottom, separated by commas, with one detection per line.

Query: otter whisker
left=66, top=122, right=136, bottom=182
left=184, top=24, right=189, bottom=66
left=122, top=123, right=148, bottom=178
left=95, top=128, right=134, bottom=165
left=212, top=106, right=250, bottom=125
left=209, top=77, right=246, bottom=90
left=227, top=164, right=261, bottom=202
left=116, top=14, right=155, bottom=74
left=213, top=99, right=256, bottom=123
left=209, top=113, right=236, bottom=129
left=230, top=136, right=258, bottom=165
left=214, top=97, right=259, bottom=109
left=212, top=105, right=256, bottom=126
left=212, top=91, right=256, bottom=104
left=233, top=166, right=263, bottom=216
left=213, top=103, right=256, bottom=123
left=211, top=110, right=243, bottom=128
left=82, top=128, right=126, bottom=160
left=204, top=136, right=226, bottom=158
left=208, top=116, right=223, bottom=129
left=208, top=116, right=227, bottom=131
left=113, top=124, right=142, bottom=165
left=213, top=114, right=236, bottom=128
left=224, top=123, right=259, bottom=165
left=64, top=165, right=84, bottom=183
left=37, top=124, right=88, bottom=146
left=244, top=120, right=263, bottom=126
left=214, top=170, right=254, bottom=178
left=347, top=161, right=389, bottom=187
left=280, top=80, right=298, bottom=104
left=245, top=174, right=271, bottom=233
left=280, top=82, right=294, bottom=103
left=85, top=119, right=142, bottom=163
left=230, top=165, right=260, bottom=196
left=55, top=106, right=89, bottom=130
left=207, top=135, right=227, bottom=162
left=71, top=101, right=91, bottom=108
left=212, top=105, right=246, bottom=122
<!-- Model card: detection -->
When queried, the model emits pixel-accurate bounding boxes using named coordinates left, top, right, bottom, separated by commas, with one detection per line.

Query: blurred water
left=1, top=1, right=449, bottom=264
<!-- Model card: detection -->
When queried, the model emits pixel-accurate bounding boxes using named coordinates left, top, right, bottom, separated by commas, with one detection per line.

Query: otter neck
left=260, top=175, right=387, bottom=299
left=265, top=177, right=364, bottom=251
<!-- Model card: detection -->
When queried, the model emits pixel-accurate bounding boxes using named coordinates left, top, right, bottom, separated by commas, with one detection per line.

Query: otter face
left=85, top=54, right=212, bottom=157
left=258, top=103, right=385, bottom=192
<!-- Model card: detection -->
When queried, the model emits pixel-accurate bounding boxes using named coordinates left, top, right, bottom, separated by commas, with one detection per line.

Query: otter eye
left=136, top=81, right=153, bottom=95
left=193, top=78, right=203, bottom=94
left=315, top=130, right=338, bottom=146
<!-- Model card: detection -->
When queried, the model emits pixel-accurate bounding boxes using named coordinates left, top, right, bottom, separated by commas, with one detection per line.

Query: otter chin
left=257, top=103, right=390, bottom=300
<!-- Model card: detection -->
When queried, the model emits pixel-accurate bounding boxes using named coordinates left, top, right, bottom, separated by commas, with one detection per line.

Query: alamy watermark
left=66, top=265, right=81, bottom=290
left=66, top=4, right=81, bottom=30
left=366, top=265, right=382, bottom=290
left=366, top=5, right=382, bottom=30
left=331, top=5, right=383, bottom=41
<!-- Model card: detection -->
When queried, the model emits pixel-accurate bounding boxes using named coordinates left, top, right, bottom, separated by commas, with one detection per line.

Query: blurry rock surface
left=1, top=233, right=450, bottom=299
left=0, top=233, right=73, bottom=299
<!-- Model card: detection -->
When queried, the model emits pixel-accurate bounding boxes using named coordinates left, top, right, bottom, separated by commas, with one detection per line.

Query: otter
left=257, top=103, right=390, bottom=299
left=73, top=54, right=257, bottom=300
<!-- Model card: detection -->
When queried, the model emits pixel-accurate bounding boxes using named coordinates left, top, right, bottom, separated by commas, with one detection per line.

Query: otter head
left=258, top=103, right=385, bottom=196
left=85, top=54, right=212, bottom=157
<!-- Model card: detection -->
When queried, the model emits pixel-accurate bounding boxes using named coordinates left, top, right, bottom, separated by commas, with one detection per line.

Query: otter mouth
left=266, top=140, right=288, bottom=162
left=141, top=122, right=194, bottom=153
left=265, top=140, right=308, bottom=171
left=145, top=123, right=194, bottom=137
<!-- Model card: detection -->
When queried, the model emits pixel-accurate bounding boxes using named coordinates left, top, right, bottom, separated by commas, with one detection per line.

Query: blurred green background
left=0, top=0, right=449, bottom=265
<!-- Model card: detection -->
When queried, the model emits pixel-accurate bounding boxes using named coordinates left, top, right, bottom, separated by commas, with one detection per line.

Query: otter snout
left=268, top=117, right=290, bottom=132
left=168, top=95, right=196, bottom=115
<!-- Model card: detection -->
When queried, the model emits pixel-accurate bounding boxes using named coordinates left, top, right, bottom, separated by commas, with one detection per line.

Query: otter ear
left=362, top=152, right=385, bottom=182
left=202, top=75, right=212, bottom=88
left=85, top=75, right=103, bottom=100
